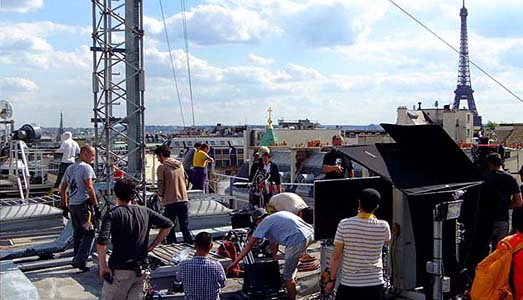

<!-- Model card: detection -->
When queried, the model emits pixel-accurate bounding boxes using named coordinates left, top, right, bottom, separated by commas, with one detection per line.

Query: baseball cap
left=252, top=208, right=267, bottom=219
left=266, top=204, right=276, bottom=214
left=257, top=146, right=270, bottom=156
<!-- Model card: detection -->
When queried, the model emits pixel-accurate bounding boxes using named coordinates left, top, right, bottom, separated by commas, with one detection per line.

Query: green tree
left=485, top=121, right=497, bottom=130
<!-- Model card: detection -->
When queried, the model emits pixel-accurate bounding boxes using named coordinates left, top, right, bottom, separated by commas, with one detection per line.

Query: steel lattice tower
left=91, top=0, right=146, bottom=202
left=452, top=0, right=482, bottom=127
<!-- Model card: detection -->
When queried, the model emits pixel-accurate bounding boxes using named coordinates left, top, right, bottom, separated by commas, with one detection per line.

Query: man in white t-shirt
left=325, top=188, right=391, bottom=300
left=266, top=192, right=313, bottom=224
left=54, top=132, right=80, bottom=188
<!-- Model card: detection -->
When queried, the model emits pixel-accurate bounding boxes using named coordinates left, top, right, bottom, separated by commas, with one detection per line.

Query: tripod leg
left=237, top=236, right=255, bottom=265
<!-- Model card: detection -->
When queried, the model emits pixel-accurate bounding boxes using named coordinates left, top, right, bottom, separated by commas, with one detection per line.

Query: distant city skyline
left=1, top=0, right=522, bottom=127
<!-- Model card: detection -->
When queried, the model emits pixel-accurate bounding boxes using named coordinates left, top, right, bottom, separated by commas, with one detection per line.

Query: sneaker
left=77, top=265, right=91, bottom=272
left=71, top=261, right=91, bottom=272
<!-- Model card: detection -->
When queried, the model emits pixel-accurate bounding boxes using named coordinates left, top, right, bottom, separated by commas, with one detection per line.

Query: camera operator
left=248, top=146, right=281, bottom=207
left=323, top=135, right=354, bottom=179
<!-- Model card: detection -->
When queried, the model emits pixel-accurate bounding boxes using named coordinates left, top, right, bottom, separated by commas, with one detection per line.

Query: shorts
left=282, top=235, right=313, bottom=281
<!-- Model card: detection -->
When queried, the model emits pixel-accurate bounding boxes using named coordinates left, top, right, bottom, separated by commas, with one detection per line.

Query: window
left=220, top=141, right=226, bottom=145
left=214, top=149, right=222, bottom=155
left=466, top=129, right=471, bottom=137
left=467, top=114, right=471, bottom=123
left=210, top=141, right=216, bottom=146
left=187, top=141, right=193, bottom=146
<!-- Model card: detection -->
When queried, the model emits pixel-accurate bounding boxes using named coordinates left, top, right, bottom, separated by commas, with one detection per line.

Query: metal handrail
left=212, top=172, right=315, bottom=187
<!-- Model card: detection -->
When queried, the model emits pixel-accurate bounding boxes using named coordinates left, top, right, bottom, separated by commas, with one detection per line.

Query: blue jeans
left=489, top=220, right=509, bottom=251
left=164, top=202, right=192, bottom=244
left=69, top=202, right=95, bottom=266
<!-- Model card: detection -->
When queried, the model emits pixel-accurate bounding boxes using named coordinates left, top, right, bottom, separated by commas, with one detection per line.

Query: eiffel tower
left=452, top=0, right=482, bottom=127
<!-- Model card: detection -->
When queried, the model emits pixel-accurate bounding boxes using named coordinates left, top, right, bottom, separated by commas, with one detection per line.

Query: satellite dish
left=0, top=100, right=13, bottom=120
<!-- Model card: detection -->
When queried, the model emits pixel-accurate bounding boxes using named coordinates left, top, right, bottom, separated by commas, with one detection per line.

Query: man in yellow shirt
left=192, top=143, right=214, bottom=190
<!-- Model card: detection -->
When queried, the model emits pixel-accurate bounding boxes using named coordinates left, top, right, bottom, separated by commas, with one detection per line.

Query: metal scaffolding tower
left=91, top=0, right=145, bottom=202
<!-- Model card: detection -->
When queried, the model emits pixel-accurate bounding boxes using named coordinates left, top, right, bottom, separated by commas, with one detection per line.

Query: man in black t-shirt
left=513, top=164, right=523, bottom=233
left=322, top=135, right=354, bottom=180
left=484, top=153, right=522, bottom=251
left=96, top=179, right=173, bottom=300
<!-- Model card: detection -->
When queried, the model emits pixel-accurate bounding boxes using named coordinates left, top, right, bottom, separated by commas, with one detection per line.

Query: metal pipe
left=433, top=210, right=443, bottom=300
left=105, top=0, right=113, bottom=203
left=139, top=0, right=146, bottom=207
left=212, top=172, right=314, bottom=187
left=18, top=141, right=30, bottom=200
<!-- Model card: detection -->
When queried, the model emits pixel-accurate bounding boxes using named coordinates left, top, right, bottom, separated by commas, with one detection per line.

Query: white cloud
left=145, top=0, right=387, bottom=46
left=154, top=4, right=277, bottom=45
left=0, top=21, right=78, bottom=36
left=0, top=0, right=43, bottom=13
left=0, top=22, right=91, bottom=69
left=143, top=16, right=164, bottom=35
left=282, top=64, right=323, bottom=81
left=198, top=0, right=386, bottom=46
left=275, top=0, right=387, bottom=46
left=0, top=77, right=39, bottom=93
left=248, top=54, right=274, bottom=66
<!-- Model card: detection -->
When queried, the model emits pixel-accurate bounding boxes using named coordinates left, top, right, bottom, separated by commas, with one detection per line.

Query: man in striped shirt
left=325, top=188, right=391, bottom=300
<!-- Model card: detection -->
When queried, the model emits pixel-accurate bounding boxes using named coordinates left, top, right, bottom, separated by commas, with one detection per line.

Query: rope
left=180, top=0, right=196, bottom=126
left=159, top=0, right=186, bottom=127
left=387, top=0, right=523, bottom=104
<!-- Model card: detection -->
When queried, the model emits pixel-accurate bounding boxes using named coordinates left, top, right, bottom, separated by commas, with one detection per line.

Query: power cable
left=387, top=0, right=523, bottom=104
left=159, top=0, right=186, bottom=127
left=180, top=0, right=196, bottom=127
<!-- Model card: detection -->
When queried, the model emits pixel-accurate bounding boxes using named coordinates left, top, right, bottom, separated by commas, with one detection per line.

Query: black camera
left=230, top=210, right=254, bottom=229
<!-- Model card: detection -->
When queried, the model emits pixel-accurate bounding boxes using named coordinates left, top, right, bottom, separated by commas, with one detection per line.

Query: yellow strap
left=500, top=236, right=523, bottom=254
left=357, top=212, right=375, bottom=219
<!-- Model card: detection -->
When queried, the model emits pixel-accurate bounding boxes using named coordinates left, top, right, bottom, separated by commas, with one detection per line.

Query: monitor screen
left=314, top=177, right=393, bottom=240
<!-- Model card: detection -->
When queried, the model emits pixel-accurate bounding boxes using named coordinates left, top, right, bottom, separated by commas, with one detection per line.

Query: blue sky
left=1, top=0, right=522, bottom=127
